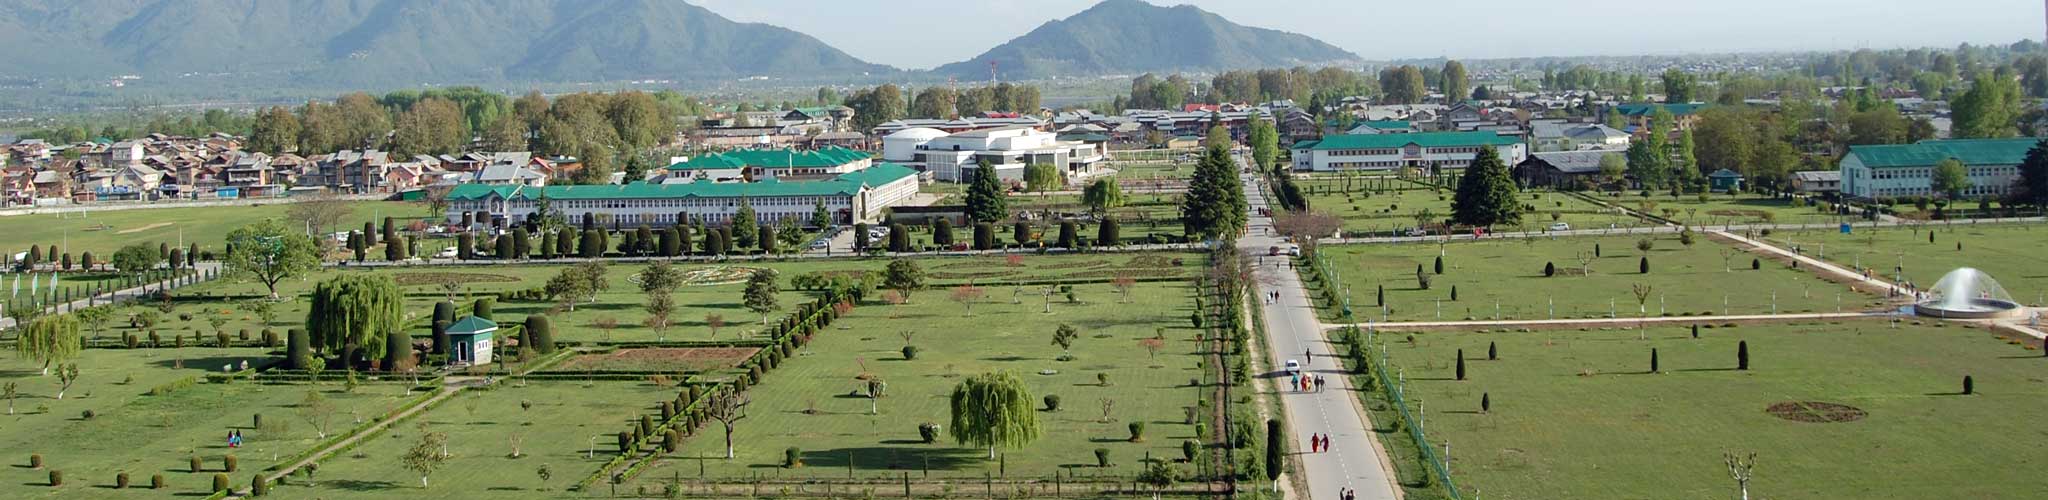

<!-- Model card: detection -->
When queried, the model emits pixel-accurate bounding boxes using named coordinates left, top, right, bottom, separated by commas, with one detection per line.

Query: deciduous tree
left=949, top=372, right=1041, bottom=459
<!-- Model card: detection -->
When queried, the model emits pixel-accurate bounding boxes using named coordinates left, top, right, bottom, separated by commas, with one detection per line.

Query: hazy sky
left=694, top=0, right=2044, bottom=69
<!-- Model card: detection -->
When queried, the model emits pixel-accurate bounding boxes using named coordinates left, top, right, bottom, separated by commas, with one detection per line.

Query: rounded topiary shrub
left=918, top=423, right=940, bottom=444
left=116, top=471, right=130, bottom=489
left=1094, top=448, right=1111, bottom=467
left=212, top=473, right=229, bottom=493
left=223, top=455, right=237, bottom=472
left=189, top=456, right=202, bottom=473
left=1128, top=422, right=1145, bottom=442
left=29, top=453, right=41, bottom=469
left=901, top=345, right=918, bottom=360
left=1182, top=440, right=1199, bottom=462
left=150, top=474, right=165, bottom=489
left=252, top=474, right=270, bottom=496
left=1043, top=394, right=1061, bottom=411
left=783, top=447, right=803, bottom=468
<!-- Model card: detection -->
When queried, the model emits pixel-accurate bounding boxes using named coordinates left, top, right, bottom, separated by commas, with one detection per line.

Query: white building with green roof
left=1839, top=138, right=2038, bottom=200
left=446, top=162, right=919, bottom=227
left=1288, top=131, right=1526, bottom=173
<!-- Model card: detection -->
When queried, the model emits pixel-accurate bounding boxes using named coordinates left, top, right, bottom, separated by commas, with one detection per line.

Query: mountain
left=932, top=0, right=1359, bottom=79
left=0, top=0, right=894, bottom=88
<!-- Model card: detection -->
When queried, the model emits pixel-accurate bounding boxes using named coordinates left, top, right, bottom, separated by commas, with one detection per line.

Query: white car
left=1548, top=222, right=1572, bottom=232
left=435, top=247, right=459, bottom=259
left=1284, top=359, right=1301, bottom=375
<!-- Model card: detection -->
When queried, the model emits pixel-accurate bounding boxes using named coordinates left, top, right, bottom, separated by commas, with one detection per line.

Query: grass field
left=1756, top=222, right=2048, bottom=305
left=1316, top=234, right=1879, bottom=322
left=623, top=280, right=1208, bottom=486
left=1379, top=320, right=2048, bottom=500
left=0, top=347, right=417, bottom=498
left=1303, top=188, right=1642, bottom=235
left=0, top=201, right=434, bottom=258
left=268, top=381, right=676, bottom=498
left=1584, top=192, right=1838, bottom=226
left=148, top=253, right=1199, bottom=345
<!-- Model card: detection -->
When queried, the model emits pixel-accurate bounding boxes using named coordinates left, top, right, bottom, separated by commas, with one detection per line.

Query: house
left=1839, top=138, right=2036, bottom=200
left=1708, top=169, right=1745, bottom=192
left=1288, top=131, right=1526, bottom=173
left=880, top=126, right=1104, bottom=183
left=1530, top=121, right=1629, bottom=152
left=1347, top=120, right=1416, bottom=135
left=1516, top=150, right=1617, bottom=188
left=1612, top=103, right=1708, bottom=132
left=444, top=316, right=498, bottom=366
left=311, top=150, right=391, bottom=192
left=1789, top=170, right=1841, bottom=195
left=1275, top=109, right=1321, bottom=144
left=472, top=164, right=549, bottom=187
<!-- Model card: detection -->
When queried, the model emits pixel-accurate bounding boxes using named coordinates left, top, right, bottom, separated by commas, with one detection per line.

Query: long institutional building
left=1289, top=131, right=1527, bottom=173
left=1840, top=138, right=2035, bottom=200
left=446, top=147, right=917, bottom=227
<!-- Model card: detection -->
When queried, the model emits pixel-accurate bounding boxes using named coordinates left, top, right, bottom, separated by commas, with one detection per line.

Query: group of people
left=1291, top=373, right=1326, bottom=392
left=1336, top=487, right=1359, bottom=500
left=225, top=430, right=244, bottom=448
left=1307, top=433, right=1332, bottom=453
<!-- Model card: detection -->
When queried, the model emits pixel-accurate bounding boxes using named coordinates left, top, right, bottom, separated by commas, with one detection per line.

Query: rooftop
left=1294, top=131, right=1521, bottom=151
left=451, top=163, right=916, bottom=201
left=666, top=146, right=869, bottom=171
left=1845, top=138, right=2043, bottom=169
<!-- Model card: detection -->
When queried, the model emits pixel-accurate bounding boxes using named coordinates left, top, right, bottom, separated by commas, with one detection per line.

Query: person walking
left=1305, top=348, right=1313, bottom=364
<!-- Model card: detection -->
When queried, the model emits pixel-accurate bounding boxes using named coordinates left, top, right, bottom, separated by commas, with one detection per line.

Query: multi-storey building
left=1840, top=138, right=2036, bottom=200
left=1289, top=131, right=1526, bottom=173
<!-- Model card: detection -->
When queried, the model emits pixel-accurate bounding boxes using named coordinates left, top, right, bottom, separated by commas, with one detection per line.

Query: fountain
left=1913, top=268, right=2026, bottom=319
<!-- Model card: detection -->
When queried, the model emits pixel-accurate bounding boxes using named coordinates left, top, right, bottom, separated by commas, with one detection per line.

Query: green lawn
left=624, top=280, right=1208, bottom=485
left=0, top=347, right=417, bottom=498
left=1304, top=188, right=1642, bottom=236
left=1585, top=192, right=1838, bottom=226
left=0, top=201, right=433, bottom=258
left=1377, top=321, right=2048, bottom=500
left=1317, top=234, right=1880, bottom=322
left=1756, top=222, right=2048, bottom=305
left=268, top=381, right=675, bottom=498
left=149, top=253, right=1199, bottom=346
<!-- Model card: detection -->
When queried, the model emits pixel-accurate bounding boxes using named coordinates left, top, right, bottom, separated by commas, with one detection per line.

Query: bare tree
left=1719, top=247, right=1738, bottom=273
left=704, top=388, right=751, bottom=459
left=419, top=185, right=453, bottom=222
left=1575, top=251, right=1596, bottom=276
left=949, top=284, right=987, bottom=315
left=705, top=314, right=725, bottom=338
left=592, top=317, right=618, bottom=342
left=287, top=190, right=355, bottom=237
left=1724, top=451, right=1757, bottom=500
left=1111, top=274, right=1138, bottom=303
left=1273, top=210, right=1344, bottom=243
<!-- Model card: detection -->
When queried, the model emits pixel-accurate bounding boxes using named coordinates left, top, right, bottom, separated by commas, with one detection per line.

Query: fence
left=1307, top=251, right=1462, bottom=499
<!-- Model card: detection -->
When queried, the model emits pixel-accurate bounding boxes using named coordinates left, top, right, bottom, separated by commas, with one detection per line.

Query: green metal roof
left=1302, top=131, right=1520, bottom=151
left=666, top=146, right=871, bottom=171
left=1359, top=120, right=1412, bottom=130
left=1289, top=139, right=1322, bottom=150
left=1614, top=103, right=1707, bottom=117
left=1845, top=138, right=2043, bottom=169
left=447, top=315, right=497, bottom=335
left=448, top=162, right=917, bottom=201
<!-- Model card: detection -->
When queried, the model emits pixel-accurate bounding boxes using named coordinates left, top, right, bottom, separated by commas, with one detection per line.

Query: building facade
left=882, top=126, right=1104, bottom=183
left=1839, top=138, right=2036, bottom=200
left=1289, top=131, right=1526, bottom=173
left=447, top=163, right=919, bottom=228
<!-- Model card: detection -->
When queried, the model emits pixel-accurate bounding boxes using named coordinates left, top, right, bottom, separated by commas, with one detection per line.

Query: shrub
left=212, top=473, right=229, bottom=493
left=1963, top=375, right=1975, bottom=395
left=901, top=345, right=918, bottom=360
left=190, top=456, right=203, bottom=473
left=1182, top=440, right=1199, bottom=462
left=662, top=430, right=681, bottom=453
left=783, top=447, right=803, bottom=468
left=81, top=409, right=95, bottom=420
left=1094, top=448, right=1111, bottom=467
left=48, top=469, right=60, bottom=487
left=1043, top=395, right=1061, bottom=411
left=223, top=455, right=237, bottom=472
left=150, top=474, right=165, bottom=489
left=1751, top=258, right=1760, bottom=270
left=918, top=423, right=940, bottom=444
left=29, top=453, right=42, bottom=469
left=1128, top=422, right=1146, bottom=442
left=252, top=474, right=269, bottom=496
left=117, top=471, right=130, bottom=489
left=1543, top=262, right=1555, bottom=277
left=1639, top=256, right=1650, bottom=274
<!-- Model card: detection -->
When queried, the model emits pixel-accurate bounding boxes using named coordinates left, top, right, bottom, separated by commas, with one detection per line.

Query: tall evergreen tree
left=1450, top=146, right=1522, bottom=228
left=1180, top=143, right=1247, bottom=239
left=964, top=160, right=1009, bottom=224
left=732, top=198, right=759, bottom=249
left=2013, top=139, right=2048, bottom=209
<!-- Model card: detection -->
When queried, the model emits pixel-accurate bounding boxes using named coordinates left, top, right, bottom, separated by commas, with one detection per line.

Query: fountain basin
left=1913, top=298, right=2026, bottom=319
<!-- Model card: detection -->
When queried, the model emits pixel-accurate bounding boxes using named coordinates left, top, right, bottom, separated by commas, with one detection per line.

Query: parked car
left=435, top=247, right=458, bottom=259
left=1549, top=222, right=1572, bottom=232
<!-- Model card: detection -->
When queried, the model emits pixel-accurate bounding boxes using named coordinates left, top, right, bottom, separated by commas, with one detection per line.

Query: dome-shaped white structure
left=883, top=127, right=949, bottom=162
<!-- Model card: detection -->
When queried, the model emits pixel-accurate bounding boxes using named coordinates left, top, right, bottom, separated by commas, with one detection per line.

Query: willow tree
left=305, top=274, right=405, bottom=367
left=949, top=371, right=1041, bottom=459
left=16, top=314, right=81, bottom=376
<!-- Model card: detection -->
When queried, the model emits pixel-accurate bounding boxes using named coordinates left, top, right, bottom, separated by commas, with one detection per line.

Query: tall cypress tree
left=1180, top=142, right=1246, bottom=239
left=732, top=198, right=759, bottom=249
left=932, top=219, right=954, bottom=247
left=964, top=159, right=1009, bottom=224
left=2014, top=138, right=2048, bottom=209
left=1450, top=146, right=1522, bottom=228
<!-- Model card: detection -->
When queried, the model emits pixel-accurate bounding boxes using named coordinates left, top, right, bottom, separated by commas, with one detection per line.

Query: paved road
left=1240, top=162, right=1400, bottom=500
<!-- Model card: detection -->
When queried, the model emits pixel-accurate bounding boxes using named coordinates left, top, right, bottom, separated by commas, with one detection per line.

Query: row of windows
left=1867, top=165, right=2019, bottom=180
left=1863, top=185, right=2011, bottom=197
left=1325, top=146, right=1496, bottom=157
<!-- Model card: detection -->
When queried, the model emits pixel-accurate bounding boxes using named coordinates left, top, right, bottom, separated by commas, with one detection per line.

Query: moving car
left=1284, top=359, right=1301, bottom=374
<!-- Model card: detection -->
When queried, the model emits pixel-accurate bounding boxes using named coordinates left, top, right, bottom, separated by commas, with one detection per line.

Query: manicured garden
left=0, top=347, right=419, bottom=498
left=1585, top=191, right=1837, bottom=227
left=622, top=279, right=1211, bottom=485
left=1302, top=187, right=1639, bottom=235
left=1372, top=320, right=2048, bottom=500
left=1315, top=234, right=1878, bottom=323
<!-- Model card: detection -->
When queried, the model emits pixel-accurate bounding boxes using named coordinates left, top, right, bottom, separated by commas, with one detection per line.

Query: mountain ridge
left=933, top=0, right=1361, bottom=79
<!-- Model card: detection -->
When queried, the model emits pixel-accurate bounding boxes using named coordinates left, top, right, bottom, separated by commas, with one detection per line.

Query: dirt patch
left=394, top=272, right=522, bottom=286
left=553, top=347, right=761, bottom=373
left=929, top=270, right=1020, bottom=280
left=1766, top=401, right=1867, bottom=423
left=115, top=222, right=174, bottom=234
left=1707, top=209, right=1770, bottom=219
left=1122, top=255, right=1183, bottom=268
